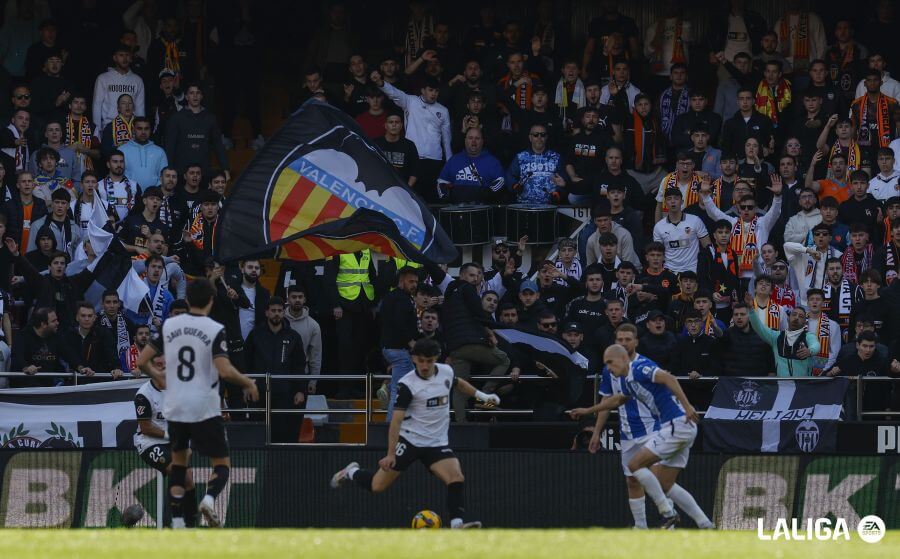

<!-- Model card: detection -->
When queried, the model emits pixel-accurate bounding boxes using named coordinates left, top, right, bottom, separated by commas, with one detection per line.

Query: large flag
left=703, top=377, right=849, bottom=453
left=214, top=99, right=457, bottom=263
left=493, top=328, right=590, bottom=370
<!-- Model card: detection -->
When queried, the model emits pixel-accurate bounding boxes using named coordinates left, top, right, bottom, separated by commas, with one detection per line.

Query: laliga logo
left=757, top=515, right=885, bottom=543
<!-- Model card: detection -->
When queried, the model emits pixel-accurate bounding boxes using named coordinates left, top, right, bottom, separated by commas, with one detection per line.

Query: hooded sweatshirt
left=92, top=67, right=146, bottom=135
left=285, top=306, right=322, bottom=374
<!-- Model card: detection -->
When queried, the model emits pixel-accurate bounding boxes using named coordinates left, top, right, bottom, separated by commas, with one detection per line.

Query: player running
left=133, top=353, right=199, bottom=527
left=138, top=279, right=259, bottom=529
left=330, top=338, right=499, bottom=529
left=570, top=325, right=711, bottom=529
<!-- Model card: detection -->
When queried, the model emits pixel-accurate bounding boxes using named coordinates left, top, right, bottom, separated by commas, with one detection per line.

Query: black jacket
left=244, top=324, right=308, bottom=402
left=225, top=271, right=270, bottom=335
left=671, top=110, right=723, bottom=153
left=16, top=254, right=95, bottom=327
left=721, top=111, right=774, bottom=156
left=12, top=327, right=79, bottom=382
left=441, top=279, right=489, bottom=352
left=164, top=107, right=229, bottom=173
left=638, top=332, right=677, bottom=369
left=718, top=326, right=774, bottom=376
left=62, top=326, right=119, bottom=373
left=670, top=333, right=716, bottom=376
left=380, top=288, right=419, bottom=350
left=3, top=195, right=47, bottom=245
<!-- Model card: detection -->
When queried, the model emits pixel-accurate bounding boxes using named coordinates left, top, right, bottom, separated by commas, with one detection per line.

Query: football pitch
left=6, top=529, right=898, bottom=559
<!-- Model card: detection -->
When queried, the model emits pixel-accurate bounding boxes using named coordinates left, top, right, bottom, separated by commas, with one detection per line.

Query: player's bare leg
left=199, top=456, right=230, bottom=527
left=628, top=448, right=679, bottom=528
left=652, top=464, right=714, bottom=529
left=429, top=458, right=480, bottom=529
left=331, top=461, right=402, bottom=492
left=168, top=449, right=190, bottom=529
left=625, top=476, right=647, bottom=529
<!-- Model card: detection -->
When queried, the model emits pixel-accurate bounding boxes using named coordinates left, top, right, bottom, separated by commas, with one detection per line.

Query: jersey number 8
left=177, top=347, right=196, bottom=381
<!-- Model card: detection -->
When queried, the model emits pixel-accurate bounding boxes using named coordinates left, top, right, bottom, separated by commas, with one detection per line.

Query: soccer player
left=570, top=325, right=711, bottom=529
left=330, top=338, right=499, bottom=529
left=137, top=279, right=259, bottom=529
left=133, top=353, right=198, bottom=527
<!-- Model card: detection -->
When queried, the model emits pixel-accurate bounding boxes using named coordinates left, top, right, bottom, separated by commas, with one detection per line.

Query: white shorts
left=620, top=436, right=651, bottom=476
left=643, top=419, right=697, bottom=470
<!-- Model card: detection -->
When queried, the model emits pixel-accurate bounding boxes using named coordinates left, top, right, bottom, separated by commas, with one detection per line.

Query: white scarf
left=555, top=78, right=586, bottom=112
left=2, top=123, right=27, bottom=170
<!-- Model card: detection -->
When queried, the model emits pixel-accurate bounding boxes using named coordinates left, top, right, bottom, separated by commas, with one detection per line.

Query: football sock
left=450, top=518, right=463, bottom=529
left=628, top=497, right=648, bottom=529
left=447, top=482, right=465, bottom=520
left=632, top=468, right=674, bottom=517
left=183, top=488, right=198, bottom=528
left=346, top=464, right=360, bottom=479
left=352, top=468, right=375, bottom=491
left=667, top=484, right=712, bottom=527
left=206, top=465, right=230, bottom=499
left=168, top=465, right=187, bottom=521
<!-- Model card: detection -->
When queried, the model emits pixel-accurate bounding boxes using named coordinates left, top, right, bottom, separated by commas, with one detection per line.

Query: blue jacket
left=120, top=140, right=168, bottom=188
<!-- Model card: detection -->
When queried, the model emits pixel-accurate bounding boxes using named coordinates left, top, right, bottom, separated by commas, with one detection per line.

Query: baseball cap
left=646, top=309, right=667, bottom=321
left=519, top=280, right=539, bottom=294
left=159, top=68, right=176, bottom=80
left=561, top=321, right=583, bottom=333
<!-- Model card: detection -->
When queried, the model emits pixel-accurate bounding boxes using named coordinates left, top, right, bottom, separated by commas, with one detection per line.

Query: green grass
left=5, top=529, right=899, bottom=559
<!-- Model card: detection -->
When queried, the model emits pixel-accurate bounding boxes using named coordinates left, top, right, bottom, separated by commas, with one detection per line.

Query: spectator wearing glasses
left=745, top=291, right=820, bottom=377
left=506, top=123, right=566, bottom=204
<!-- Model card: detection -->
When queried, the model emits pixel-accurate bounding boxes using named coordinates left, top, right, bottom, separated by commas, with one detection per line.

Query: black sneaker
left=660, top=512, right=681, bottom=530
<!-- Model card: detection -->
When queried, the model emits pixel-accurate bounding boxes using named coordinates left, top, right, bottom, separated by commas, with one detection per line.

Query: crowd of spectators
left=2, top=1, right=900, bottom=428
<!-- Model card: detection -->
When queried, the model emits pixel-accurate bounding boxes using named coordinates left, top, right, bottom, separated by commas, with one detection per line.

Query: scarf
left=405, top=15, right=434, bottom=67
left=823, top=280, right=854, bottom=332
left=702, top=314, right=717, bottom=336
left=853, top=94, right=893, bottom=148
left=555, top=78, right=585, bottom=113
left=162, top=37, right=181, bottom=78
left=840, top=244, right=873, bottom=284
left=883, top=217, right=896, bottom=245
left=659, top=86, right=690, bottom=137
left=661, top=171, right=702, bottom=211
left=755, top=79, right=792, bottom=126
left=66, top=113, right=94, bottom=171
left=686, top=176, right=720, bottom=208
left=188, top=213, right=217, bottom=251
left=554, top=259, right=582, bottom=284
left=713, top=245, right=739, bottom=298
left=781, top=12, right=810, bottom=61
left=125, top=343, right=140, bottom=372
left=884, top=242, right=900, bottom=284
left=730, top=218, right=761, bottom=272
left=501, top=74, right=533, bottom=110
left=101, top=311, right=131, bottom=366
left=773, top=283, right=797, bottom=309
left=112, top=115, right=133, bottom=147
left=755, top=298, right=782, bottom=330
left=4, top=123, right=27, bottom=171
left=100, top=176, right=135, bottom=222
left=650, top=18, right=686, bottom=74
left=148, top=282, right=166, bottom=335
left=805, top=246, right=838, bottom=289
left=829, top=140, right=860, bottom=172
left=814, top=314, right=831, bottom=358
left=632, top=111, right=658, bottom=170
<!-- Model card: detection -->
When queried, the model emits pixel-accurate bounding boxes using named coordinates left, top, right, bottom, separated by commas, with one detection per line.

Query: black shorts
left=139, top=444, right=171, bottom=473
left=392, top=436, right=456, bottom=472
left=168, top=417, right=229, bottom=458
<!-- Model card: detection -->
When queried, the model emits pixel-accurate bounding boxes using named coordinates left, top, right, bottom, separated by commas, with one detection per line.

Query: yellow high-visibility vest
left=393, top=257, right=422, bottom=270
left=336, top=250, right=375, bottom=300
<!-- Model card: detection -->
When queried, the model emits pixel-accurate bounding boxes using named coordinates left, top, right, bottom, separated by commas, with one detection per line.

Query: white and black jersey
left=133, top=379, right=167, bottom=453
left=395, top=363, right=456, bottom=447
left=149, top=313, right=229, bottom=423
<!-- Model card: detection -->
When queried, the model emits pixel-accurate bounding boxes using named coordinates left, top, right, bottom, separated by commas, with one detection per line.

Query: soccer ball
left=122, top=504, right=144, bottom=527
left=411, top=510, right=442, bottom=529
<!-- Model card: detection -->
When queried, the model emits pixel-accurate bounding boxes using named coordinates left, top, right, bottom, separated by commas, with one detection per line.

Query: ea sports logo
left=857, top=515, right=886, bottom=544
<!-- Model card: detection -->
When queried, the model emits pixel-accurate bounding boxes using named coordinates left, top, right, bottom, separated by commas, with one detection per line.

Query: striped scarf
left=125, top=343, right=140, bottom=372
left=66, top=113, right=94, bottom=170
left=188, top=213, right=216, bottom=250
left=5, top=123, right=26, bottom=171
left=500, top=74, right=534, bottom=110
left=730, top=218, right=760, bottom=272
left=841, top=244, right=873, bottom=284
left=780, top=12, right=810, bottom=61
left=884, top=242, right=900, bottom=284
left=853, top=93, right=894, bottom=148
left=755, top=79, right=792, bottom=126
left=650, top=18, right=686, bottom=74
left=829, top=140, right=860, bottom=172
left=702, top=313, right=717, bottom=336
left=404, top=15, right=434, bottom=68
left=810, top=314, right=831, bottom=376
left=659, top=86, right=690, bottom=137
left=661, top=171, right=702, bottom=211
left=755, top=298, right=783, bottom=330
left=687, top=177, right=720, bottom=208
left=162, top=38, right=181, bottom=78
left=823, top=280, right=854, bottom=334
left=554, top=259, right=582, bottom=284
left=112, top=115, right=133, bottom=147
left=883, top=217, right=896, bottom=245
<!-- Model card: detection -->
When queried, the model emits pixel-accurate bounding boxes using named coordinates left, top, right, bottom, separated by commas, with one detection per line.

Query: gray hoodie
left=285, top=306, right=322, bottom=375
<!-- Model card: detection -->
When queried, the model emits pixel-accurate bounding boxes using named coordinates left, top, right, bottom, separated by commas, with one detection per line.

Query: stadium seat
left=298, top=418, right=315, bottom=443
left=305, top=395, right=329, bottom=426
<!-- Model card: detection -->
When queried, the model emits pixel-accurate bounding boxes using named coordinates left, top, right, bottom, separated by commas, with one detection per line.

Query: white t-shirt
left=870, top=172, right=900, bottom=201
left=396, top=363, right=455, bottom=447
left=652, top=213, right=709, bottom=273
left=133, top=379, right=167, bottom=453
left=239, top=285, right=256, bottom=340
left=723, top=14, right=752, bottom=63
left=153, top=313, right=229, bottom=423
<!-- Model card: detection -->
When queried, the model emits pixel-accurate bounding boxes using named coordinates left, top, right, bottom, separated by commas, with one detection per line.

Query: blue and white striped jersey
left=624, top=354, right=685, bottom=424
left=599, top=353, right=660, bottom=441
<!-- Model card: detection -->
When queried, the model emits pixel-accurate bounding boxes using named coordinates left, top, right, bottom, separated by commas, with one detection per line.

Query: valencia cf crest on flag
left=214, top=99, right=457, bottom=264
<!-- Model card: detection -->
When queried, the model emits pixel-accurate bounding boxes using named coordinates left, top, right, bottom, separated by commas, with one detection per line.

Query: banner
left=0, top=380, right=143, bottom=449
left=703, top=377, right=849, bottom=453
left=214, top=99, right=457, bottom=264
left=493, top=328, right=589, bottom=369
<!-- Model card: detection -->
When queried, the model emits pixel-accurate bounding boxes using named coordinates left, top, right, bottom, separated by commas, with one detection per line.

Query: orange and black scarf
left=632, top=111, right=658, bottom=170
left=66, top=113, right=94, bottom=170
left=499, top=73, right=535, bottom=111
left=162, top=38, right=182, bottom=79
left=853, top=93, right=895, bottom=148
left=780, top=12, right=810, bottom=61
left=189, top=213, right=217, bottom=251
left=829, top=140, right=860, bottom=171
left=660, top=171, right=702, bottom=211
left=755, top=79, right=792, bottom=125
left=686, top=176, right=720, bottom=208
left=730, top=218, right=760, bottom=272
left=650, top=18, right=686, bottom=74
left=755, top=298, right=782, bottom=330
left=112, top=115, right=133, bottom=147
